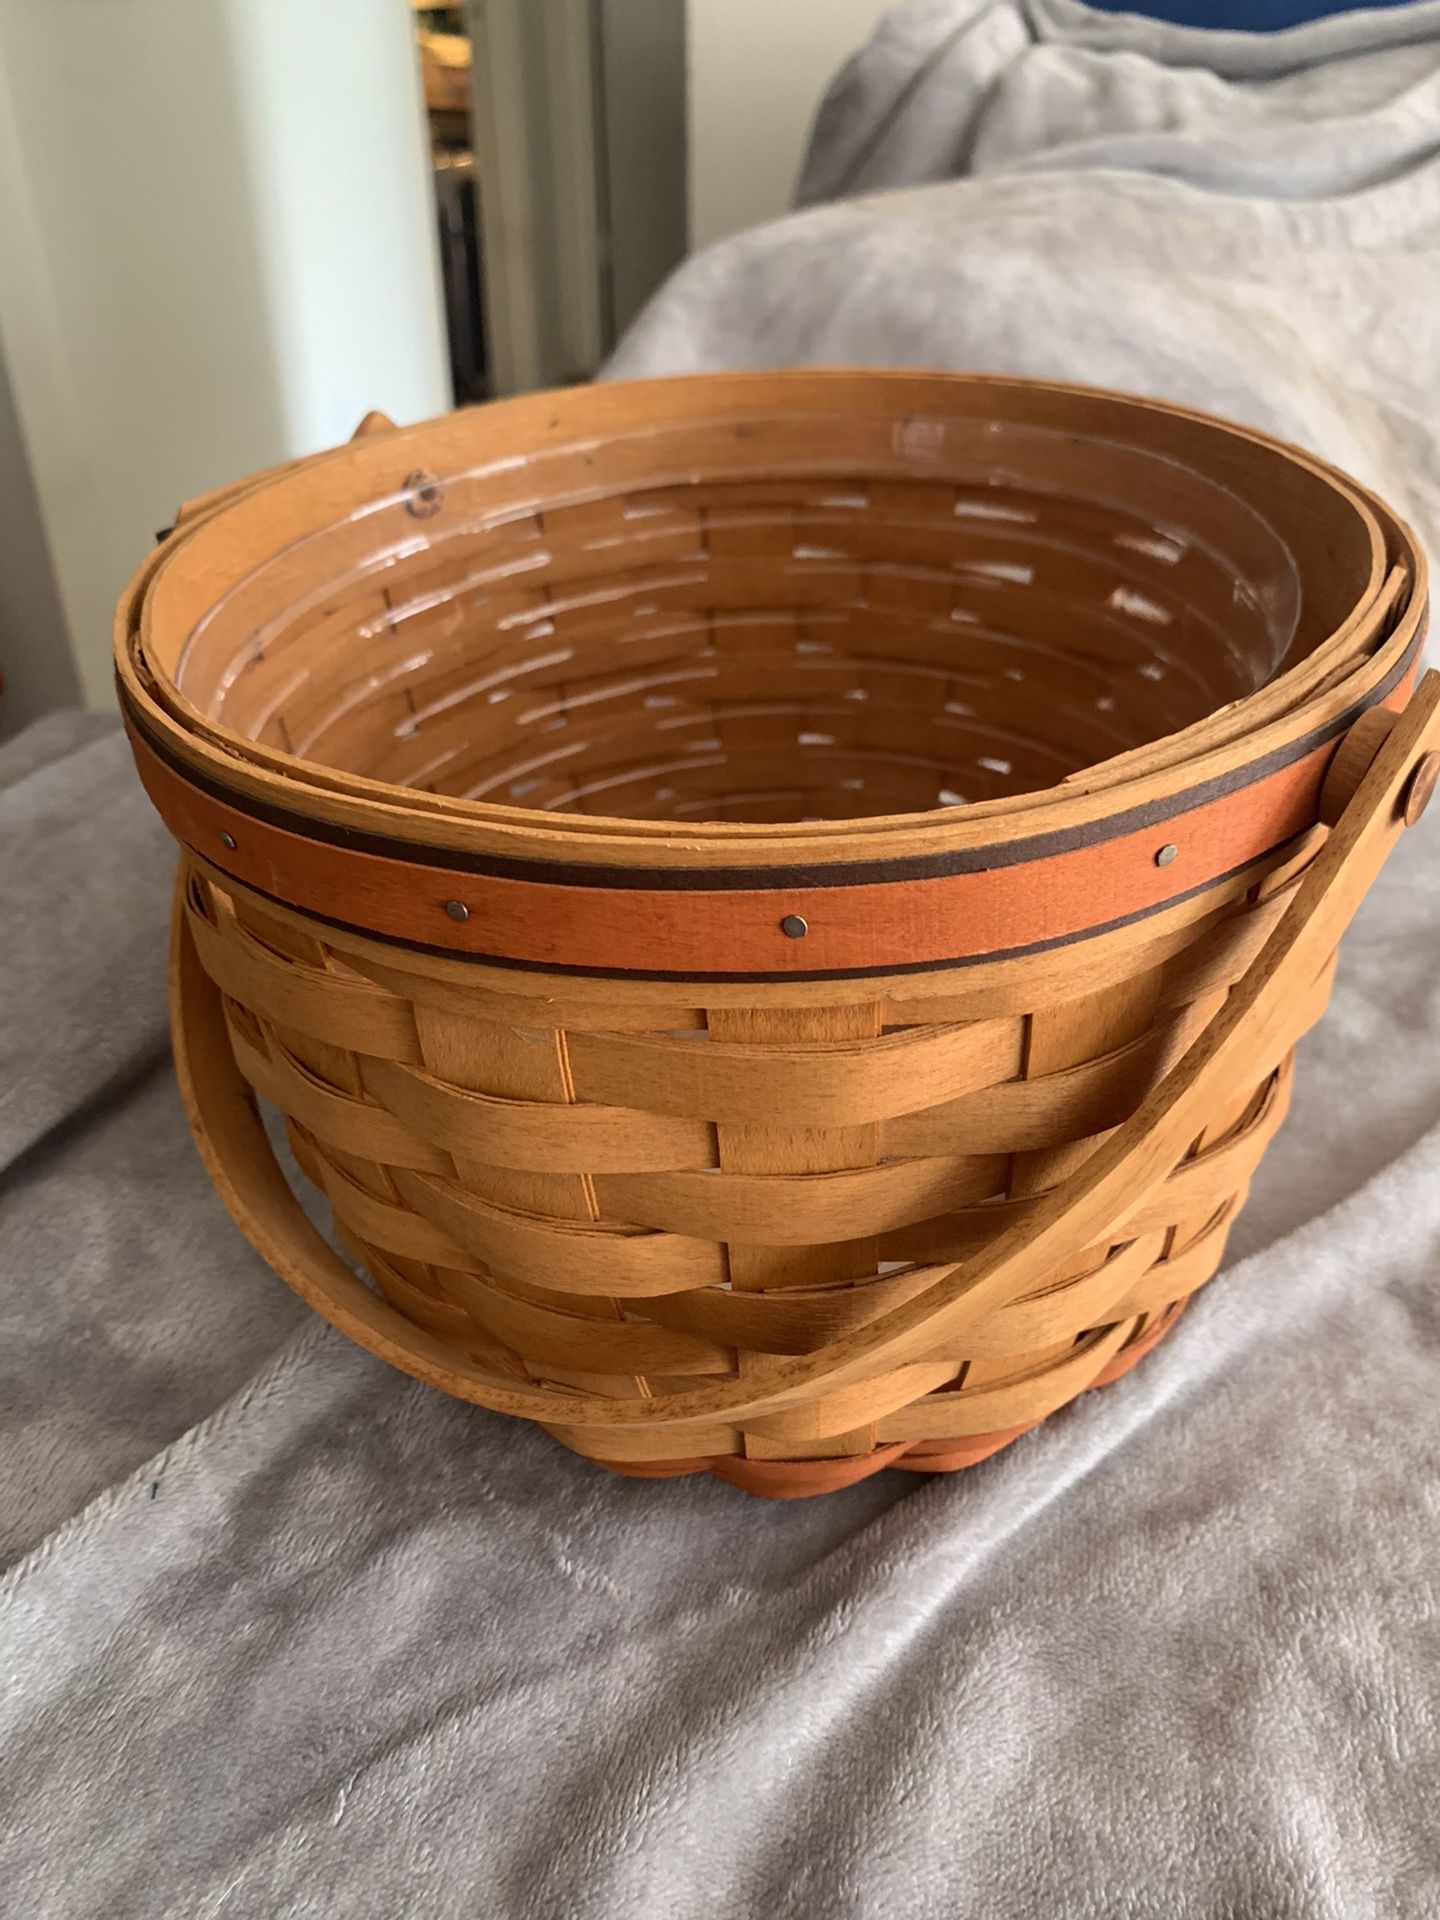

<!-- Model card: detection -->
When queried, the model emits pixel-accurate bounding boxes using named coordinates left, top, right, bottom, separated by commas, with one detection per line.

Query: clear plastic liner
left=172, top=410, right=1305, bottom=823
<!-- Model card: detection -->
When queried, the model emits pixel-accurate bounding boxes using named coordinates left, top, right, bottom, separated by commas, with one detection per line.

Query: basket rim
left=116, top=369, right=1422, bottom=877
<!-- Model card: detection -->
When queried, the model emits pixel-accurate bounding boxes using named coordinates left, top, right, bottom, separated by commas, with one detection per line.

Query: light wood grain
left=135, top=373, right=1432, bottom=1496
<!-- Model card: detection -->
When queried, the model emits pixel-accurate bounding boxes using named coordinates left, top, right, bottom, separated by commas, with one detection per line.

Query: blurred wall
left=0, top=0, right=450, bottom=711
left=686, top=0, right=892, bottom=250
left=0, top=349, right=76, bottom=739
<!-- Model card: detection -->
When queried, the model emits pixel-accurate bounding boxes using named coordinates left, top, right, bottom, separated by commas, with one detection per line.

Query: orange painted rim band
left=121, top=639, right=1421, bottom=981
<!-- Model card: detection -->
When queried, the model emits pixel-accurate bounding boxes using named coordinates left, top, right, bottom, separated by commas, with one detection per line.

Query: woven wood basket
left=118, top=373, right=1439, bottom=1498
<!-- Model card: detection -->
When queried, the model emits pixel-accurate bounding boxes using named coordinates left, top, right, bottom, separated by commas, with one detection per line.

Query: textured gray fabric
left=0, top=718, right=309, bottom=1566
left=5, top=5, right=1440, bottom=1914
left=612, top=0, right=1440, bottom=569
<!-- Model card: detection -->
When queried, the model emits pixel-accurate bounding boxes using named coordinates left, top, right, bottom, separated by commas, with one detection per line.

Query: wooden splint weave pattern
left=119, top=373, right=1437, bottom=1496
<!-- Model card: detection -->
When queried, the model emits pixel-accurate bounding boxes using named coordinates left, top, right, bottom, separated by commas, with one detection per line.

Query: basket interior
left=175, top=410, right=1305, bottom=824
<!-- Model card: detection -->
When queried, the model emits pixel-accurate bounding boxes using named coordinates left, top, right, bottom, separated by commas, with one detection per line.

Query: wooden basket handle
left=173, top=673, right=1440, bottom=1438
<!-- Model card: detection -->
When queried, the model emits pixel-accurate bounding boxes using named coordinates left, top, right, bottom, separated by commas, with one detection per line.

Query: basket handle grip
left=173, top=673, right=1440, bottom=1437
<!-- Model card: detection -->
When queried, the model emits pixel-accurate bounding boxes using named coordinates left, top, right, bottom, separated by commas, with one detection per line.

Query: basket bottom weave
left=577, top=1299, right=1187, bottom=1499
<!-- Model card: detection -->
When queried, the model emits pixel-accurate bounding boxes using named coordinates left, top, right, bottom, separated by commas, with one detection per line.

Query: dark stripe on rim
left=119, top=610, right=1425, bottom=894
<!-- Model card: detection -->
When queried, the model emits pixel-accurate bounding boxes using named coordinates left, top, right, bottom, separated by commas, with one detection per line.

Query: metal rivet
left=219, top=830, right=237, bottom=851
left=780, top=913, right=809, bottom=939
left=1401, top=751, right=1440, bottom=829
left=444, top=900, right=470, bottom=923
left=1154, top=843, right=1178, bottom=868
left=403, top=469, right=444, bottom=519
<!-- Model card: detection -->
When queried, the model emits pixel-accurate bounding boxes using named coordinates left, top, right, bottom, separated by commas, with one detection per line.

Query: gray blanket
left=6, top=5, right=1440, bottom=1914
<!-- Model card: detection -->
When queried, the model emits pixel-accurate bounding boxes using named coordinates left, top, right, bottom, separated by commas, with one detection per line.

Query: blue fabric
left=1085, top=0, right=1413, bottom=26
